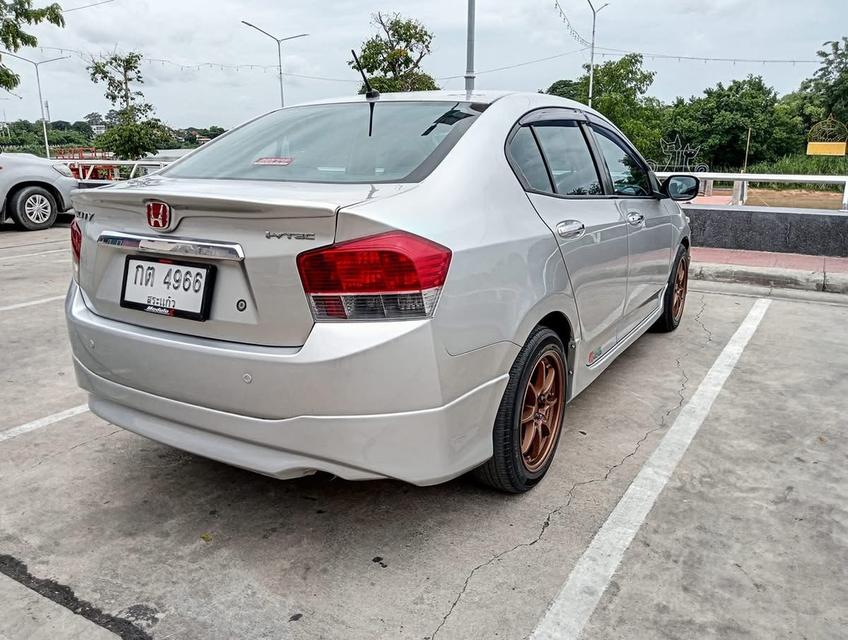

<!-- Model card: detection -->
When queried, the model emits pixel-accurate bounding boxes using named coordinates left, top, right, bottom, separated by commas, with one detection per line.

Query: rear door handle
left=626, top=212, right=645, bottom=226
left=556, top=220, right=585, bottom=240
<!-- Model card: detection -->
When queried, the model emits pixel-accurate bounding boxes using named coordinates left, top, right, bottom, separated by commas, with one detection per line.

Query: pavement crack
left=17, top=429, right=122, bottom=476
left=428, top=350, right=692, bottom=639
left=694, top=295, right=713, bottom=344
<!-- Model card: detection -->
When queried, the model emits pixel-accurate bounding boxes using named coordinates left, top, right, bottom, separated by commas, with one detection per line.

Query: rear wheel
left=653, top=244, right=689, bottom=333
left=474, top=326, right=567, bottom=493
left=10, top=186, right=58, bottom=231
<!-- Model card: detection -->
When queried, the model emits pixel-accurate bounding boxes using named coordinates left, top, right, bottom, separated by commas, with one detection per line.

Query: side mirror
left=660, top=175, right=700, bottom=202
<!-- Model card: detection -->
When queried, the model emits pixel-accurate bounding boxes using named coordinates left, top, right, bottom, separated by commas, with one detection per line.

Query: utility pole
left=465, top=0, right=476, bottom=92
left=0, top=51, right=69, bottom=158
left=241, top=21, right=308, bottom=108
left=586, top=0, right=609, bottom=109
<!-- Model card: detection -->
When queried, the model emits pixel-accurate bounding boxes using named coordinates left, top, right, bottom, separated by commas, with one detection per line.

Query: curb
left=691, top=263, right=848, bottom=295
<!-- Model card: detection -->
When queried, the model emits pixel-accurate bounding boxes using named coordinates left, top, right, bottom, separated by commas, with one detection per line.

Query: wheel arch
left=5, top=181, right=65, bottom=214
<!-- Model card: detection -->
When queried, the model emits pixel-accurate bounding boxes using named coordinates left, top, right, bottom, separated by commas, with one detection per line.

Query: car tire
left=10, top=186, right=58, bottom=231
left=652, top=243, right=690, bottom=333
left=474, top=326, right=568, bottom=493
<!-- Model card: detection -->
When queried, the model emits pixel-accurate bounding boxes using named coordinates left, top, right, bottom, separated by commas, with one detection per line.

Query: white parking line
left=0, top=295, right=66, bottom=313
left=0, top=405, right=89, bottom=443
left=531, top=298, right=772, bottom=640
left=0, top=248, right=68, bottom=261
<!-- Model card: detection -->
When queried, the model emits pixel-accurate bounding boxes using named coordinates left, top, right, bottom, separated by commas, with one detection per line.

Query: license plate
left=121, top=256, right=216, bottom=321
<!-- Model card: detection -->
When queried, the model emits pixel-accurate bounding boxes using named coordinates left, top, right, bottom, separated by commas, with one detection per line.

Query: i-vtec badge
left=265, top=231, right=316, bottom=240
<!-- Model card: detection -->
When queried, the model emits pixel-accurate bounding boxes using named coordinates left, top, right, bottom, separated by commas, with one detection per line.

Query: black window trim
left=586, top=119, right=658, bottom=200
left=505, top=107, right=613, bottom=201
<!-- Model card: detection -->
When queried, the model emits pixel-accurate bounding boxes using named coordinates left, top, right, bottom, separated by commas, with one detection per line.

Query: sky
left=1, top=0, right=844, bottom=128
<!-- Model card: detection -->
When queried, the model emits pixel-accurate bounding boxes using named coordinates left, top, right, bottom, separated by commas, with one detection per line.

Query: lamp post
left=241, top=21, right=308, bottom=108
left=465, top=0, right=476, bottom=92
left=0, top=51, right=69, bottom=158
left=585, top=0, right=609, bottom=109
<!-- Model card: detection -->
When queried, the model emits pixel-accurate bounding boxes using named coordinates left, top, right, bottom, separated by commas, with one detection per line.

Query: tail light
left=70, top=218, right=82, bottom=281
left=297, top=231, right=451, bottom=320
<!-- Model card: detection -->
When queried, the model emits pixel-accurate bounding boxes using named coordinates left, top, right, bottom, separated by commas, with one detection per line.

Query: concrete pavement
left=1, top=224, right=846, bottom=639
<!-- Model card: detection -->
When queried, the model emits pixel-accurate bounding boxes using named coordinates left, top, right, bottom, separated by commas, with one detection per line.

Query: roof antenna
left=350, top=49, right=379, bottom=137
left=350, top=49, right=380, bottom=100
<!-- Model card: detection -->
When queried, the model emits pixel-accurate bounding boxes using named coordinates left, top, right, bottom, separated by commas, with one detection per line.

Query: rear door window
left=164, top=102, right=481, bottom=184
left=507, top=126, right=553, bottom=193
left=532, top=122, right=603, bottom=196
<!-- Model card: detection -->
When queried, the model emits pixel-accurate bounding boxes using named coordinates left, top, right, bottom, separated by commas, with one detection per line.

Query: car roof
left=291, top=90, right=595, bottom=114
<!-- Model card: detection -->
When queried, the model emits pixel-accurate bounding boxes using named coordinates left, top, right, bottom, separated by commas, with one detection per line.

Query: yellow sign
left=807, top=141, right=847, bottom=156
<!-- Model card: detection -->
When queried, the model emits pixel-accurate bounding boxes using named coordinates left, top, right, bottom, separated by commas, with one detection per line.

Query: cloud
left=1, top=0, right=838, bottom=128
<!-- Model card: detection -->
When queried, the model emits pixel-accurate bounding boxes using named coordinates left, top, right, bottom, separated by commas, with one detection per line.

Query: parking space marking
left=531, top=298, right=772, bottom=640
left=0, top=405, right=89, bottom=443
left=0, top=295, right=66, bottom=313
left=0, top=248, right=67, bottom=261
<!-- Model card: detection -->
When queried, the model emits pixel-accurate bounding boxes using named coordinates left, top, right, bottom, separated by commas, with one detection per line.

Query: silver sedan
left=65, top=91, right=697, bottom=492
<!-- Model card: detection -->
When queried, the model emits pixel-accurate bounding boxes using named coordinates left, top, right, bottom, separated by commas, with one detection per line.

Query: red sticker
left=254, top=157, right=294, bottom=166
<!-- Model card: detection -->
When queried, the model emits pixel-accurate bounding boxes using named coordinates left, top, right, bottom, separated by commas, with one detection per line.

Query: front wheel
left=10, top=186, right=58, bottom=231
left=474, top=326, right=567, bottom=493
left=653, top=244, right=689, bottom=333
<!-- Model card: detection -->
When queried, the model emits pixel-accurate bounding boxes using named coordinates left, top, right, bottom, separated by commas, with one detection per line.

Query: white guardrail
left=656, top=171, right=848, bottom=212
left=65, top=159, right=848, bottom=212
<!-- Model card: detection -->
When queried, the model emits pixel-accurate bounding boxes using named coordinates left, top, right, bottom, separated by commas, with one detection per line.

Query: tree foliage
left=545, top=54, right=664, bottom=158
left=87, top=51, right=152, bottom=124
left=0, top=0, right=64, bottom=90
left=666, top=76, right=804, bottom=169
left=349, top=12, right=438, bottom=93
left=812, top=37, right=848, bottom=123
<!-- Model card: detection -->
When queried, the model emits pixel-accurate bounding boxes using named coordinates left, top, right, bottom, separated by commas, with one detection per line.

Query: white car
left=0, top=153, right=77, bottom=230
left=66, top=91, right=698, bottom=492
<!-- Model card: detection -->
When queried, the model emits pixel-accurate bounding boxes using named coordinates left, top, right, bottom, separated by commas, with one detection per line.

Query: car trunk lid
left=73, top=176, right=412, bottom=347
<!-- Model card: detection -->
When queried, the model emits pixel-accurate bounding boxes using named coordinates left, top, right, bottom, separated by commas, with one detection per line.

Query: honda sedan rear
left=66, top=91, right=694, bottom=492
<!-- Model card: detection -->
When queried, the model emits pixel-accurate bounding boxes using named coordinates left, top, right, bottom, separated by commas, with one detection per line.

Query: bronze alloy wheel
left=671, top=254, right=689, bottom=322
left=520, top=350, right=565, bottom=472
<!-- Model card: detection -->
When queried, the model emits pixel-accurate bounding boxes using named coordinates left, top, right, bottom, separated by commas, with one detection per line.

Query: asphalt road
left=1, top=223, right=846, bottom=640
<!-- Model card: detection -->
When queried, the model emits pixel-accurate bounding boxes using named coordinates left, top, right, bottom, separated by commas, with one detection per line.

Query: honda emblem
left=146, top=201, right=171, bottom=231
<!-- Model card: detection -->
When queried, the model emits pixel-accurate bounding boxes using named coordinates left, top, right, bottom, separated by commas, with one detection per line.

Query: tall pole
left=465, top=0, right=476, bottom=92
left=34, top=64, right=49, bottom=158
left=0, top=51, right=69, bottom=158
left=276, top=40, right=284, bottom=107
left=241, top=21, right=308, bottom=109
left=585, top=0, right=609, bottom=109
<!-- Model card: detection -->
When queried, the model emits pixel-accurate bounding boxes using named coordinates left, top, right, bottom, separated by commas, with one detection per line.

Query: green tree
left=95, top=121, right=157, bottom=159
left=349, top=12, right=438, bottom=93
left=811, top=37, right=848, bottom=123
left=0, top=0, right=64, bottom=90
left=88, top=52, right=165, bottom=159
left=544, top=54, right=666, bottom=158
left=87, top=51, right=152, bottom=124
left=71, top=120, right=94, bottom=137
left=83, top=112, right=104, bottom=126
left=665, top=76, right=804, bottom=169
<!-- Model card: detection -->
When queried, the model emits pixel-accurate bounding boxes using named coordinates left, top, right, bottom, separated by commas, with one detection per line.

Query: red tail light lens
left=70, top=218, right=82, bottom=281
left=297, top=231, right=451, bottom=320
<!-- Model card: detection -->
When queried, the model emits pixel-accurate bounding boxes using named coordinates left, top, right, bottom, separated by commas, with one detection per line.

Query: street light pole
left=241, top=21, right=308, bottom=108
left=0, top=51, right=69, bottom=158
left=465, top=0, right=476, bottom=92
left=585, top=0, right=609, bottom=109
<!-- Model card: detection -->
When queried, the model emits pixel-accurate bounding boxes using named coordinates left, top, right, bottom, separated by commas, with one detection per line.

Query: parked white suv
left=0, top=153, right=78, bottom=230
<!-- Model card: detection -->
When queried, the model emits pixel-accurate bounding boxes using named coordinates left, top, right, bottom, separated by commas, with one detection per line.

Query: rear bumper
left=66, top=283, right=512, bottom=485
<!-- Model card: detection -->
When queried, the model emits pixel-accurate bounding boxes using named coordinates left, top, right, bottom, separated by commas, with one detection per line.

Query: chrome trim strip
left=97, top=231, right=245, bottom=262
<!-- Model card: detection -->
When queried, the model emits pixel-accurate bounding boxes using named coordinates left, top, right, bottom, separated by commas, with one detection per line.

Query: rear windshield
left=163, top=101, right=482, bottom=184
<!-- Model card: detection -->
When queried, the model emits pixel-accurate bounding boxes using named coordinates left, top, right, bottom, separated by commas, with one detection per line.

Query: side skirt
left=569, top=287, right=665, bottom=400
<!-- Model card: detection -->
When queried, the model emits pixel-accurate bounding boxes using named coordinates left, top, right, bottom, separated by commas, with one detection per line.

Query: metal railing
left=65, top=158, right=170, bottom=184
left=656, top=171, right=848, bottom=211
